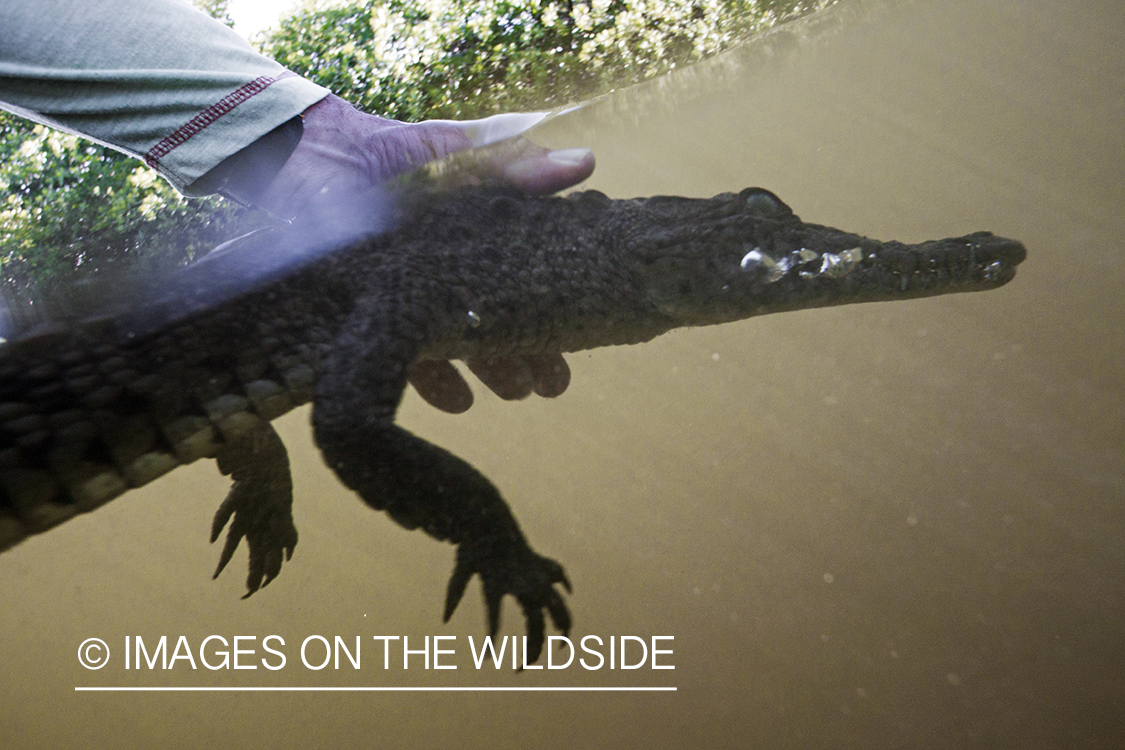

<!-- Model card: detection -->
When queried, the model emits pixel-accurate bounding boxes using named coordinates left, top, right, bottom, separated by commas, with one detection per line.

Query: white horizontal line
left=75, top=686, right=676, bottom=692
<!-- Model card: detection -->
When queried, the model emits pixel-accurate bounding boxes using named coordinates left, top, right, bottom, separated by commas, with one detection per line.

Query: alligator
left=0, top=183, right=1025, bottom=661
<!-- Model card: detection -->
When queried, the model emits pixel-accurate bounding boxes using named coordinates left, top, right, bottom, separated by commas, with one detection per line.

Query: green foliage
left=1, top=0, right=828, bottom=286
left=192, top=0, right=235, bottom=27
left=0, top=115, right=253, bottom=284
left=0, top=0, right=252, bottom=286
left=264, top=0, right=828, bottom=121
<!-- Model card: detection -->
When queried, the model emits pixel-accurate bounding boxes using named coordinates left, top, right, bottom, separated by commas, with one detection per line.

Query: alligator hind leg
left=210, top=414, right=298, bottom=596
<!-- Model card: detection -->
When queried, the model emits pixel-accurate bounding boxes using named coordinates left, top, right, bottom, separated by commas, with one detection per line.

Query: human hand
left=256, top=95, right=592, bottom=413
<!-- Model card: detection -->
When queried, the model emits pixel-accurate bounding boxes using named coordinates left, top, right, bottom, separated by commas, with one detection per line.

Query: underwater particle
left=466, top=310, right=482, bottom=328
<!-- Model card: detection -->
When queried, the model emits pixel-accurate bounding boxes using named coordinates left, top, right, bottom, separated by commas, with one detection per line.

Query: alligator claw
left=211, top=418, right=297, bottom=596
left=443, top=537, right=571, bottom=664
left=210, top=478, right=298, bottom=595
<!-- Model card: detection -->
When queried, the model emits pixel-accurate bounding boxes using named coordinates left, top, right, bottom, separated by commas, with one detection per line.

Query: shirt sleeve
left=0, top=0, right=329, bottom=193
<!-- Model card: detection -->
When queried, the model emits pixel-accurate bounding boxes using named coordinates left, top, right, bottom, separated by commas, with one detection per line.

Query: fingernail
left=547, top=148, right=593, bottom=165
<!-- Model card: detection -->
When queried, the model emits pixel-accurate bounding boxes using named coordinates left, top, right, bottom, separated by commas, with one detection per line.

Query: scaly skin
left=0, top=184, right=1025, bottom=662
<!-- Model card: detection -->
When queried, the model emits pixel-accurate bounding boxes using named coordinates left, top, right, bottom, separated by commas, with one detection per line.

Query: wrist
left=187, top=115, right=305, bottom=208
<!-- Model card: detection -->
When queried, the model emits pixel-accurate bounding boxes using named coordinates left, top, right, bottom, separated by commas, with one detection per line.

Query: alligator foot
left=210, top=416, right=298, bottom=596
left=444, top=535, right=572, bottom=665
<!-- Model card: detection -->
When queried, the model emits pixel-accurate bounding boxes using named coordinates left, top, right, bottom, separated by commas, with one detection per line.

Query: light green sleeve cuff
left=153, top=74, right=328, bottom=194
left=0, top=0, right=330, bottom=192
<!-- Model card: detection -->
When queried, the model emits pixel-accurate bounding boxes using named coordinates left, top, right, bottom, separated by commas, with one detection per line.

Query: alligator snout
left=969, top=233, right=1027, bottom=284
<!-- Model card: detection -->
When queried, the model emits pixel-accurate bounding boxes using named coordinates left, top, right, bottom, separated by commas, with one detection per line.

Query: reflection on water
left=2, top=0, right=1123, bottom=747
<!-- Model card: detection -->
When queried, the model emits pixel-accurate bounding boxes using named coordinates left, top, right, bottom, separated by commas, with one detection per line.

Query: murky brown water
left=3, top=0, right=1123, bottom=747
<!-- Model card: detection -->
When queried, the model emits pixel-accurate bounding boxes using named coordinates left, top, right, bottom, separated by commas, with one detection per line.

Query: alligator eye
left=741, top=189, right=785, bottom=216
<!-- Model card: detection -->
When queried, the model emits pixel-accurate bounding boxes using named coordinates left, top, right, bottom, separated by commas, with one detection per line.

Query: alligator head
left=632, top=187, right=1026, bottom=327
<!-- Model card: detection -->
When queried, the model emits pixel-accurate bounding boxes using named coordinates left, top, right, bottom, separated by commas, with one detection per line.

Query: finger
left=444, top=112, right=552, bottom=148
left=413, top=120, right=594, bottom=194
left=409, top=360, right=474, bottom=414
left=465, top=356, right=536, bottom=401
left=526, top=354, right=571, bottom=398
left=500, top=147, right=596, bottom=195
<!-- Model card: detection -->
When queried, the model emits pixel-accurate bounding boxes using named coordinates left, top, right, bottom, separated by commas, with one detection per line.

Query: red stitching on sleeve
left=144, top=70, right=296, bottom=169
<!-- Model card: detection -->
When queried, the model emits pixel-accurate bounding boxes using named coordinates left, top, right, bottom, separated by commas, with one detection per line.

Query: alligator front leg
left=312, top=299, right=570, bottom=662
left=210, top=414, right=298, bottom=596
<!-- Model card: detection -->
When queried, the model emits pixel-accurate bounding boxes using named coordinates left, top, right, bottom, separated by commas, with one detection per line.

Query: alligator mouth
left=868, top=232, right=1027, bottom=294
left=969, top=234, right=1028, bottom=277
left=739, top=230, right=1027, bottom=305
